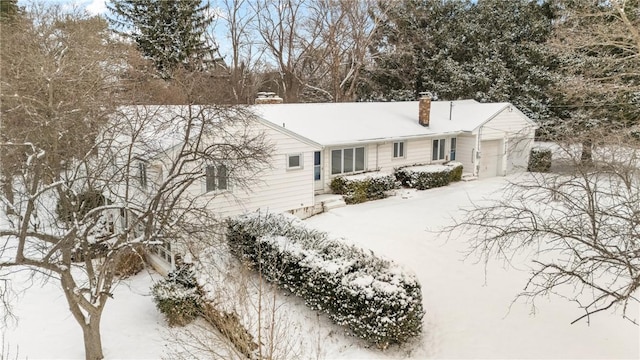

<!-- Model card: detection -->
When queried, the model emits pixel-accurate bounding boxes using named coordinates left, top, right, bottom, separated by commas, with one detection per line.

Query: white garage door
left=479, top=140, right=502, bottom=178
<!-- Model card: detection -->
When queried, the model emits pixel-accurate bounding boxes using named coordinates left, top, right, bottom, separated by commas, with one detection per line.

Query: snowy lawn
left=305, top=176, right=639, bottom=359
left=2, top=175, right=639, bottom=359
left=2, top=269, right=167, bottom=360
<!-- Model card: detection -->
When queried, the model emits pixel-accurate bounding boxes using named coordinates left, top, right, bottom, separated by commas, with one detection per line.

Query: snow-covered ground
left=2, top=175, right=639, bottom=359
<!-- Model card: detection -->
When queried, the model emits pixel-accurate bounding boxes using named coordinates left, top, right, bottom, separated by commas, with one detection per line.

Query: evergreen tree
left=0, top=0, right=20, bottom=21
left=108, top=0, right=219, bottom=79
left=362, top=0, right=558, bottom=122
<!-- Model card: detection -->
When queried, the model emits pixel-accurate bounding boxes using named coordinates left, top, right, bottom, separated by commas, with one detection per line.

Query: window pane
left=399, top=142, right=404, bottom=157
left=217, top=165, right=228, bottom=190
left=439, top=139, right=446, bottom=159
left=344, top=148, right=354, bottom=173
left=451, top=138, right=457, bottom=151
left=206, top=166, right=216, bottom=192
left=314, top=151, right=321, bottom=166
left=139, top=162, right=147, bottom=187
left=355, top=147, right=365, bottom=171
left=314, top=166, right=321, bottom=181
left=432, top=140, right=439, bottom=161
left=393, top=142, right=399, bottom=158
left=331, top=150, right=342, bottom=174
left=288, top=154, right=300, bottom=168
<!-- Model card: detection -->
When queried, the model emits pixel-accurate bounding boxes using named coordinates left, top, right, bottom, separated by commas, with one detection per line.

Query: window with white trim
left=154, top=237, right=172, bottom=263
left=450, top=138, right=457, bottom=161
left=205, top=164, right=229, bottom=192
left=432, top=139, right=446, bottom=161
left=393, top=141, right=405, bottom=158
left=286, top=153, right=302, bottom=170
left=138, top=161, right=147, bottom=188
left=331, top=147, right=365, bottom=175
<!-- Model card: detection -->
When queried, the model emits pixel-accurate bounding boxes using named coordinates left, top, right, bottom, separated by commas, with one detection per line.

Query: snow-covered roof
left=252, top=100, right=514, bottom=146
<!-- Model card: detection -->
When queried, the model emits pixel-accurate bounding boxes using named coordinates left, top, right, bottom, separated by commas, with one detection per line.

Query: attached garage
left=479, top=139, right=503, bottom=178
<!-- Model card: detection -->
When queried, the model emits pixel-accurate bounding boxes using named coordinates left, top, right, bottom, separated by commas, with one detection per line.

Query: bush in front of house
left=227, top=211, right=424, bottom=349
left=447, top=162, right=463, bottom=182
left=395, top=162, right=463, bottom=190
left=152, top=265, right=202, bottom=326
left=330, top=172, right=397, bottom=204
left=114, top=245, right=145, bottom=278
left=527, top=148, right=552, bottom=172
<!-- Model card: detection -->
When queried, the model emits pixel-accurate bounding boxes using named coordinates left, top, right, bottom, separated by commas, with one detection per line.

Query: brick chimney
left=255, top=91, right=283, bottom=104
left=418, top=92, right=432, bottom=127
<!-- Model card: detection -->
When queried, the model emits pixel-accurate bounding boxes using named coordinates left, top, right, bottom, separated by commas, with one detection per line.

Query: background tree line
left=104, top=0, right=638, bottom=139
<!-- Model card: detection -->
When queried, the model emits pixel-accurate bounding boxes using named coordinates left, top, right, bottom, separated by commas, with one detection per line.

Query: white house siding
left=320, top=136, right=472, bottom=192
left=189, top=122, right=318, bottom=218
left=479, top=107, right=536, bottom=140
left=373, top=138, right=432, bottom=173
left=456, top=135, right=477, bottom=175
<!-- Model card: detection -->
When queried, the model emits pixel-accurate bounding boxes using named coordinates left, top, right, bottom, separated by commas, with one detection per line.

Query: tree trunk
left=82, top=320, right=104, bottom=360
left=1, top=173, right=15, bottom=215
left=581, top=139, right=593, bottom=165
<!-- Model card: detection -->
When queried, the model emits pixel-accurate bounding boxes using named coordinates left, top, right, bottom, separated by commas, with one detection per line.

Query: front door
left=314, top=151, right=323, bottom=191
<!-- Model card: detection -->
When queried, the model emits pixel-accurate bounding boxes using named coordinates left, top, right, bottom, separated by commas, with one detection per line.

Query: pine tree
left=108, top=0, right=218, bottom=79
left=0, top=0, right=20, bottom=21
left=362, top=0, right=558, bottom=122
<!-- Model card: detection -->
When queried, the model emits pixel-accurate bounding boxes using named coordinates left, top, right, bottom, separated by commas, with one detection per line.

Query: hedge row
left=330, top=172, right=397, bottom=204
left=395, top=162, right=463, bottom=190
left=527, top=148, right=552, bottom=172
left=227, top=211, right=424, bottom=348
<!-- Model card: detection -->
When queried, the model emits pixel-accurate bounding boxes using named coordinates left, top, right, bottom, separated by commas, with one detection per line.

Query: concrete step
left=461, top=173, right=478, bottom=182
left=322, top=197, right=346, bottom=211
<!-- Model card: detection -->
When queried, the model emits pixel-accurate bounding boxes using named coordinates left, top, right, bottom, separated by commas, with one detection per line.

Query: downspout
left=376, top=144, right=379, bottom=170
left=474, top=126, right=482, bottom=177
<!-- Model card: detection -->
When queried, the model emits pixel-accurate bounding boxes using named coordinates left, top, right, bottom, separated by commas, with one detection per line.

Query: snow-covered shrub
left=114, top=245, right=145, bottom=278
left=527, top=148, right=552, bottom=172
left=395, top=164, right=455, bottom=190
left=227, top=211, right=424, bottom=348
left=447, top=162, right=463, bottom=182
left=152, top=265, right=202, bottom=326
left=330, top=172, right=397, bottom=204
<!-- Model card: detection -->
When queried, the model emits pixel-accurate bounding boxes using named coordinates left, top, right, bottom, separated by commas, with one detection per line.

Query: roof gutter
left=322, top=131, right=465, bottom=147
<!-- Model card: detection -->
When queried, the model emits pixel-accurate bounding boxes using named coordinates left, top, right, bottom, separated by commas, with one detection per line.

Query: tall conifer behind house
left=108, top=0, right=220, bottom=79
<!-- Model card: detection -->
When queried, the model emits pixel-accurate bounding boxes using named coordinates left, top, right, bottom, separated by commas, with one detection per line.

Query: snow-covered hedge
left=152, top=265, right=202, bottom=327
left=330, top=172, right=397, bottom=204
left=527, top=148, right=552, bottom=172
left=395, top=162, right=463, bottom=190
left=227, top=211, right=424, bottom=348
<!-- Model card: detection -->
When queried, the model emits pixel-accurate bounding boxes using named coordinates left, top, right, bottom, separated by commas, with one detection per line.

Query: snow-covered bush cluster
left=151, top=265, right=202, bottom=327
left=395, top=162, right=463, bottom=190
left=227, top=211, right=424, bottom=348
left=527, top=148, right=552, bottom=172
left=330, top=172, right=397, bottom=204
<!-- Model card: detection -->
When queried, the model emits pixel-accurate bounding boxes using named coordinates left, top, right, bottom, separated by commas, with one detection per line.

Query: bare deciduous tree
left=217, top=0, right=268, bottom=104
left=251, top=0, right=320, bottom=103
left=549, top=0, right=640, bottom=161
left=302, top=0, right=385, bottom=102
left=451, top=130, right=640, bottom=325
left=0, top=5, right=272, bottom=360
left=1, top=103, right=271, bottom=359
